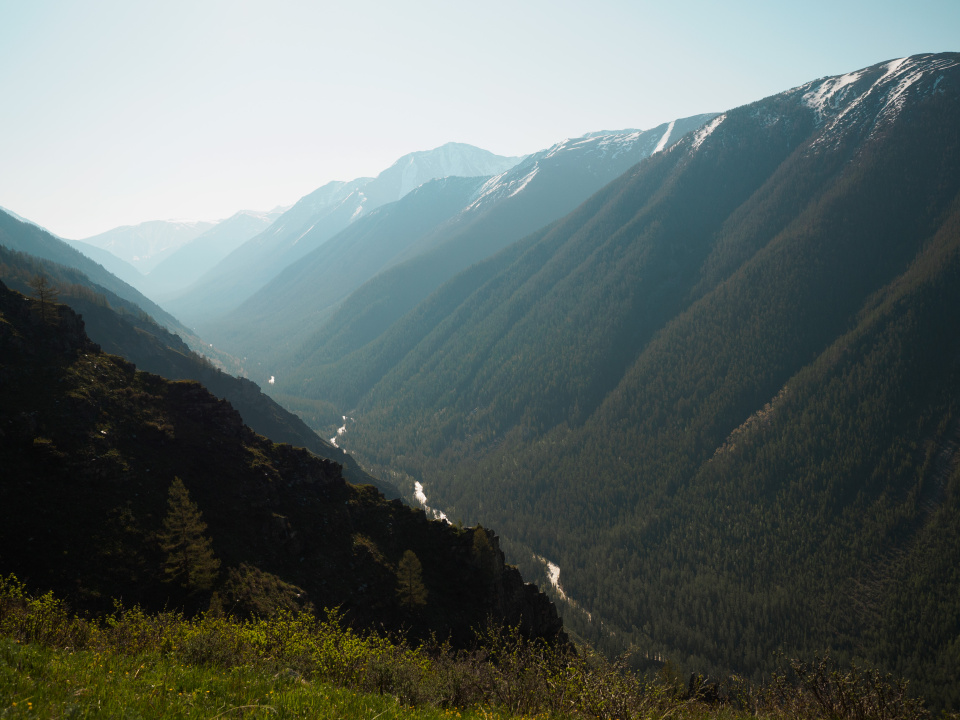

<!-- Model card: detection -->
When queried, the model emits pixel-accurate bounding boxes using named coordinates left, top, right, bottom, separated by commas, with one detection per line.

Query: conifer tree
left=159, top=477, right=220, bottom=592
left=396, top=550, right=428, bottom=607
left=28, top=273, right=59, bottom=324
left=472, top=525, right=497, bottom=587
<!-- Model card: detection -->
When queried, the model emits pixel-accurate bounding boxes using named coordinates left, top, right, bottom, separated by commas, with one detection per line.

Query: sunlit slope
left=0, top=209, right=192, bottom=339
left=320, top=54, right=960, bottom=704
left=166, top=144, right=521, bottom=327
left=206, top=176, right=489, bottom=369
left=273, top=115, right=716, bottom=394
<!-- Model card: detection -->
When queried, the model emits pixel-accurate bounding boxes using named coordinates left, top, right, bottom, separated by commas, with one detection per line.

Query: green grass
left=0, top=638, right=534, bottom=719
left=0, top=575, right=934, bottom=720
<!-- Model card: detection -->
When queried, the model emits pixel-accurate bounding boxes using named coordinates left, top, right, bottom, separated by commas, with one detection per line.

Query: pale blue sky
left=1, top=0, right=956, bottom=239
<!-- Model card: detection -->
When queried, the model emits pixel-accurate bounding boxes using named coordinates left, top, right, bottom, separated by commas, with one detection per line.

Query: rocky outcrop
left=483, top=529, right=568, bottom=644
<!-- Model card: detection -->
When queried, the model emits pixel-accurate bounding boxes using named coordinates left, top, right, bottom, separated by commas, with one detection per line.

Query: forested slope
left=0, top=280, right=564, bottom=644
left=0, top=245, right=389, bottom=494
left=272, top=116, right=716, bottom=397
left=0, top=210, right=190, bottom=338
left=304, top=54, right=960, bottom=707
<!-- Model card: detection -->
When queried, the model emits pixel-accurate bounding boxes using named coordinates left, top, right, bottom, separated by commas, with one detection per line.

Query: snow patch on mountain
left=509, top=164, right=539, bottom=198
left=690, top=114, right=725, bottom=152
left=596, top=131, right=644, bottom=159
left=799, top=54, right=960, bottom=151
left=466, top=129, right=661, bottom=213
left=653, top=119, right=676, bottom=154
left=802, top=69, right=865, bottom=116
left=879, top=64, right=927, bottom=120
left=541, top=132, right=647, bottom=161
left=464, top=164, right=534, bottom=211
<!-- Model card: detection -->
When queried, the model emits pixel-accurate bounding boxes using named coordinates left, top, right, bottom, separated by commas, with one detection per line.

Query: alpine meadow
left=2, top=20, right=960, bottom=717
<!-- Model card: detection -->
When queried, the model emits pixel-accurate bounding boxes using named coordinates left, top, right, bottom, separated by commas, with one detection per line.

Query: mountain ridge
left=204, top=115, right=716, bottom=375
left=299, top=52, right=960, bottom=707
left=0, top=279, right=565, bottom=645
left=165, top=143, right=522, bottom=326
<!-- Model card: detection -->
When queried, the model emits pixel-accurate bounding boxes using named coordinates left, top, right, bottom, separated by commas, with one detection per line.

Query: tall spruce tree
left=396, top=550, right=428, bottom=607
left=159, top=477, right=220, bottom=592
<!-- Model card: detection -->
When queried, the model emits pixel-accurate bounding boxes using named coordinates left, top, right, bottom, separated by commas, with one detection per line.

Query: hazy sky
left=1, top=0, right=957, bottom=239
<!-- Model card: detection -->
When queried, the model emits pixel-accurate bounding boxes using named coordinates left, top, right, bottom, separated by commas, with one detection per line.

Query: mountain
left=165, top=143, right=522, bottom=327
left=246, top=115, right=715, bottom=400
left=366, top=141, right=526, bottom=201
left=145, top=208, right=285, bottom=298
left=76, top=219, right=217, bottom=273
left=292, top=53, right=960, bottom=707
left=0, top=280, right=564, bottom=644
left=0, top=209, right=193, bottom=340
left=0, top=243, right=395, bottom=497
left=205, top=175, right=490, bottom=370
left=63, top=238, right=146, bottom=288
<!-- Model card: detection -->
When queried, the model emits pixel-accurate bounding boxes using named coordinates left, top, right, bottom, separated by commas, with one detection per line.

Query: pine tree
left=472, top=525, right=497, bottom=587
left=159, top=477, right=220, bottom=592
left=396, top=550, right=428, bottom=607
left=28, top=274, right=59, bottom=324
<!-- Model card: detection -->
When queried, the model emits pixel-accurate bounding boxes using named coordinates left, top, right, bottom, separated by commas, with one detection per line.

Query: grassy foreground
left=0, top=575, right=934, bottom=720
left=2, top=639, right=524, bottom=720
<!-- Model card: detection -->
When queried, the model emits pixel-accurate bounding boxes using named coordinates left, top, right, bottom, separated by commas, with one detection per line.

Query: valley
left=2, top=51, right=959, bottom=713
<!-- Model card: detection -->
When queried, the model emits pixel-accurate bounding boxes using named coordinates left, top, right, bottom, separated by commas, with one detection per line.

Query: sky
left=1, top=0, right=957, bottom=239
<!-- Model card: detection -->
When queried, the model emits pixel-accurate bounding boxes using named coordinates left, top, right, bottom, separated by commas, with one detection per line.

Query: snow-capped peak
left=685, top=54, right=959, bottom=160
left=797, top=54, right=959, bottom=149
left=462, top=122, right=711, bottom=215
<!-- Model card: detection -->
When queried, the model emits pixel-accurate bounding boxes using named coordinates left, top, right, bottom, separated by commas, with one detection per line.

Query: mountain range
left=3, top=51, right=960, bottom=711
left=0, top=230, right=392, bottom=496
left=256, top=53, right=958, bottom=706
left=0, top=279, right=563, bottom=643
left=202, top=116, right=717, bottom=377
left=163, top=142, right=523, bottom=327
left=77, top=219, right=217, bottom=272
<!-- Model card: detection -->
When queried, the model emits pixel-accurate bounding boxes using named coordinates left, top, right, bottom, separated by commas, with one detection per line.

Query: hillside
left=293, top=53, right=960, bottom=707
left=0, top=209, right=192, bottom=339
left=207, top=175, right=490, bottom=370
left=165, top=143, right=521, bottom=326
left=0, top=279, right=564, bottom=645
left=0, top=244, right=392, bottom=495
left=146, top=208, right=284, bottom=298
left=78, top=219, right=217, bottom=273
left=209, top=116, right=715, bottom=376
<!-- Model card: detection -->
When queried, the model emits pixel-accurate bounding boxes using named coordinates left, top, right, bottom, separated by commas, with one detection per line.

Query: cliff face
left=483, top=530, right=567, bottom=642
left=0, top=280, right=565, bottom=645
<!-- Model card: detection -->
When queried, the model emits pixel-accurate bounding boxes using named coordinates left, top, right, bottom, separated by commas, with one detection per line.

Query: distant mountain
left=64, top=238, right=146, bottom=288
left=205, top=176, right=490, bottom=370
left=0, top=205, right=54, bottom=231
left=146, top=208, right=285, bottom=298
left=165, top=143, right=522, bottom=326
left=291, top=53, right=960, bottom=707
left=243, top=115, right=716, bottom=398
left=0, top=209, right=192, bottom=339
left=368, top=141, right=525, bottom=201
left=77, top=219, right=217, bottom=273
left=0, top=279, right=564, bottom=644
